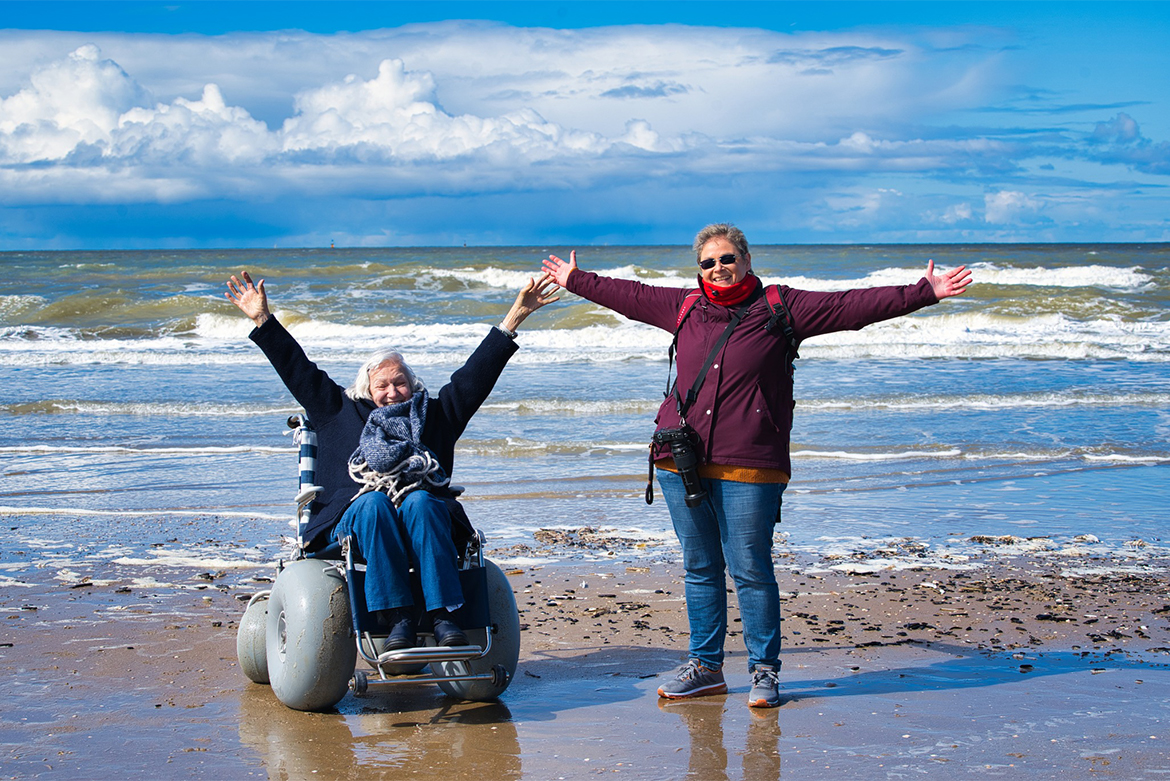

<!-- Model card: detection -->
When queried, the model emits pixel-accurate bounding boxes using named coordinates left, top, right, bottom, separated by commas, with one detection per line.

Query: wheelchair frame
left=237, top=414, right=517, bottom=710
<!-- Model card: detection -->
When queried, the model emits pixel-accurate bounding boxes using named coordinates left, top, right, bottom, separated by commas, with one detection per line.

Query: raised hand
left=501, top=272, right=560, bottom=333
left=225, top=270, right=271, bottom=327
left=541, top=251, right=578, bottom=288
left=925, top=259, right=972, bottom=300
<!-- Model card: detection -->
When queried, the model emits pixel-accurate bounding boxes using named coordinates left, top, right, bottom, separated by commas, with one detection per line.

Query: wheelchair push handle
left=285, top=413, right=318, bottom=549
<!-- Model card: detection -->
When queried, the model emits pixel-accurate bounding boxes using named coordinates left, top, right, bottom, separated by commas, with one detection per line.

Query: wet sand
left=3, top=541, right=1170, bottom=779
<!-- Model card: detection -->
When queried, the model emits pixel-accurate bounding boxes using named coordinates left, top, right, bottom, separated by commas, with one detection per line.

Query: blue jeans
left=657, top=470, right=786, bottom=671
left=333, top=489, right=463, bottom=613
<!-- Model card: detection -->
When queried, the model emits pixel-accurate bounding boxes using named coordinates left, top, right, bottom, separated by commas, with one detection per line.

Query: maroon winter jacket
left=566, top=270, right=938, bottom=478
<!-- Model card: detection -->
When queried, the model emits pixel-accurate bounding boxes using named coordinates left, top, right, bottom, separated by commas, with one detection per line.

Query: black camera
left=653, top=426, right=707, bottom=508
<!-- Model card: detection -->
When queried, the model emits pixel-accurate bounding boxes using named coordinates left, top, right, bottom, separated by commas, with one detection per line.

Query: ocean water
left=1, top=244, right=1168, bottom=586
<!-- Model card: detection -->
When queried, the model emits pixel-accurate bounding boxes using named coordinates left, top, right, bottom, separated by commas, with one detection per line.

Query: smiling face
left=369, top=360, right=414, bottom=407
left=698, top=236, right=751, bottom=287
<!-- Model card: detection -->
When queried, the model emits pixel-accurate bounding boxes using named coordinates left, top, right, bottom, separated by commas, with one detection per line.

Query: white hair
left=345, top=348, right=425, bottom=401
left=693, top=223, right=749, bottom=260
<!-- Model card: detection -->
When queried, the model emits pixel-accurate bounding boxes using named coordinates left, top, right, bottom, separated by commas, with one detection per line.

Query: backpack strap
left=663, top=290, right=703, bottom=402
left=672, top=286, right=763, bottom=420
left=763, top=285, right=800, bottom=377
left=664, top=285, right=799, bottom=405
left=675, top=290, right=702, bottom=330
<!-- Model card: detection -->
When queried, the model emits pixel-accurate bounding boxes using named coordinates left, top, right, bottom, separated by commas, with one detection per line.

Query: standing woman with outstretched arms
left=543, top=224, right=970, bottom=708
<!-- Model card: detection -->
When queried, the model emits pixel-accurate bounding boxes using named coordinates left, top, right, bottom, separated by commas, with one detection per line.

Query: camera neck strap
left=668, top=285, right=764, bottom=424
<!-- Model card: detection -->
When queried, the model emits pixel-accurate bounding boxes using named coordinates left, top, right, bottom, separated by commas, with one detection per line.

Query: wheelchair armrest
left=305, top=539, right=344, bottom=560
left=295, top=485, right=323, bottom=506
left=448, top=484, right=465, bottom=497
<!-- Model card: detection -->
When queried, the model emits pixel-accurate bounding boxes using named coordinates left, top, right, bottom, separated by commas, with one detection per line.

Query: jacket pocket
left=751, top=382, right=782, bottom=434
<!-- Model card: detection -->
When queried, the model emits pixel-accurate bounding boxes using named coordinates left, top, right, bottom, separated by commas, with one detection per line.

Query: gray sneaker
left=657, top=659, right=727, bottom=699
left=747, top=664, right=781, bottom=708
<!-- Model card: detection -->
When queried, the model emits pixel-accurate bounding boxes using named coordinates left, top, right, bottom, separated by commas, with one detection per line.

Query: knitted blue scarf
left=348, top=390, right=449, bottom=502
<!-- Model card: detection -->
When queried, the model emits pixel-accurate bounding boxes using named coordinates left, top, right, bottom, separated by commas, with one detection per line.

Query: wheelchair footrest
left=375, top=644, right=483, bottom=666
left=352, top=663, right=508, bottom=696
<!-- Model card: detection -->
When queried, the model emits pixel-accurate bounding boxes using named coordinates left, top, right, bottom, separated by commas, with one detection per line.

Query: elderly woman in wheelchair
left=226, top=270, right=558, bottom=711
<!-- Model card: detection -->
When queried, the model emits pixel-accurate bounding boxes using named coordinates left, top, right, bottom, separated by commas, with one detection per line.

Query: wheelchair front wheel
left=266, top=559, right=356, bottom=711
left=433, top=559, right=520, bottom=702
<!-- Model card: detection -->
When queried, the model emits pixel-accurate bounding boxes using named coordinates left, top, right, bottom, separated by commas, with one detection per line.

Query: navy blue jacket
left=250, top=316, right=519, bottom=547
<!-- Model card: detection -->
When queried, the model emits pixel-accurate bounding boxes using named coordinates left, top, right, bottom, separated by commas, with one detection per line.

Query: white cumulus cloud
left=984, top=190, right=1044, bottom=225
left=279, top=58, right=606, bottom=161
left=0, top=44, right=688, bottom=199
left=115, top=83, right=277, bottom=164
left=0, top=44, right=149, bottom=162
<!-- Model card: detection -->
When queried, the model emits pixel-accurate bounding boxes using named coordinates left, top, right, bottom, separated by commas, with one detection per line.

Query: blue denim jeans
left=657, top=470, right=786, bottom=671
left=333, top=489, right=464, bottom=613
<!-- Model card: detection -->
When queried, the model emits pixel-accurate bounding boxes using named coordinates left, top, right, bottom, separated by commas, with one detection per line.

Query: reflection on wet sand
left=657, top=697, right=782, bottom=780
left=742, top=708, right=784, bottom=780
left=236, top=644, right=791, bottom=780
left=238, top=684, right=522, bottom=780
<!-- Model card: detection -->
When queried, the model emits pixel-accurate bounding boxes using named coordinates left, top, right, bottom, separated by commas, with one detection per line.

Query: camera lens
left=669, top=432, right=707, bottom=508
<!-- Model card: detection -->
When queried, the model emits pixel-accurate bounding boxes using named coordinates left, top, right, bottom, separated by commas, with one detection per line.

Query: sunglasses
left=699, top=253, right=738, bottom=271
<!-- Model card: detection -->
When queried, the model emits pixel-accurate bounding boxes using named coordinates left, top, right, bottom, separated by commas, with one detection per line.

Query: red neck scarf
left=700, top=273, right=760, bottom=307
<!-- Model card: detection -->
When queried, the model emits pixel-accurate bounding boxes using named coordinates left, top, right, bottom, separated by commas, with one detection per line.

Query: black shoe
left=430, top=611, right=468, bottom=646
left=385, top=609, right=417, bottom=651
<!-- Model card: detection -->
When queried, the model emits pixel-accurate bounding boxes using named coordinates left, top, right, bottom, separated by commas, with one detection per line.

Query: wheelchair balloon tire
left=237, top=592, right=270, bottom=684
left=433, top=559, right=520, bottom=702
left=266, top=559, right=357, bottom=711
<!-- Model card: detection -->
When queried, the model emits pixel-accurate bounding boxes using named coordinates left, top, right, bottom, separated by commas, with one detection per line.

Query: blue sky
left=2, top=1, right=1169, bottom=248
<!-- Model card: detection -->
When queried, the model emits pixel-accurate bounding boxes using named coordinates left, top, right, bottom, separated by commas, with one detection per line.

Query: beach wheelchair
left=235, top=415, right=521, bottom=712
